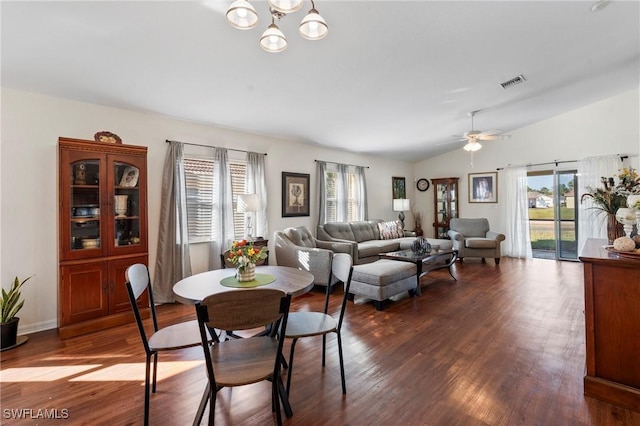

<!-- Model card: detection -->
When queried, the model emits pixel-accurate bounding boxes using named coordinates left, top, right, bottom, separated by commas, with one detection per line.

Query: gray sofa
left=447, top=218, right=505, bottom=264
left=317, top=219, right=453, bottom=264
left=274, top=226, right=353, bottom=287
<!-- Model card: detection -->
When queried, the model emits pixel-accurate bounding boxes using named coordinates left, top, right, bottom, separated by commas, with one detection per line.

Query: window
left=325, top=168, right=361, bottom=223
left=184, top=157, right=247, bottom=242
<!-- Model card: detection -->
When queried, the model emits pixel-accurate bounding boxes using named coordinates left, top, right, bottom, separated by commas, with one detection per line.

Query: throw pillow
left=378, top=220, right=402, bottom=240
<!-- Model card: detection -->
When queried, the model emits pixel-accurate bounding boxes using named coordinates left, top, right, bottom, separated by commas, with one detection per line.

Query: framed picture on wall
left=282, top=172, right=310, bottom=217
left=469, top=172, right=498, bottom=203
left=392, top=176, right=406, bottom=200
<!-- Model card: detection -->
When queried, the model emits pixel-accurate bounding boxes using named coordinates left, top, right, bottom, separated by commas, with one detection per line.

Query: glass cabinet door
left=112, top=161, right=142, bottom=250
left=450, top=181, right=458, bottom=220
left=65, top=155, right=106, bottom=259
left=436, top=182, right=449, bottom=238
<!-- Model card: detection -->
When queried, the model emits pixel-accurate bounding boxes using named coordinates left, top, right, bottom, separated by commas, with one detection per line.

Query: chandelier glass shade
left=260, top=22, right=288, bottom=53
left=463, top=140, right=482, bottom=152
left=226, top=0, right=259, bottom=30
left=268, top=0, right=304, bottom=14
left=226, top=0, right=327, bottom=52
left=299, top=8, right=328, bottom=40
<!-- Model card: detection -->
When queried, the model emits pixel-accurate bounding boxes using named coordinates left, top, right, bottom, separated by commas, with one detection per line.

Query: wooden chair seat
left=285, top=312, right=337, bottom=338
left=147, top=319, right=202, bottom=352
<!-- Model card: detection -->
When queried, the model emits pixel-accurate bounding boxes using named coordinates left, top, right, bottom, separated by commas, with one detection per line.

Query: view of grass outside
left=527, top=170, right=578, bottom=258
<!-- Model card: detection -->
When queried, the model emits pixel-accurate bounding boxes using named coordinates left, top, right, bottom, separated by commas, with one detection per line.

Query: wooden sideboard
left=579, top=239, right=640, bottom=412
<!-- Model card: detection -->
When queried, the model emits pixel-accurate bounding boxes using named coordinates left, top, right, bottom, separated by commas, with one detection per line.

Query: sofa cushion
left=465, top=238, right=497, bottom=249
left=322, top=222, right=356, bottom=241
left=350, top=221, right=377, bottom=242
left=358, top=240, right=400, bottom=258
left=352, top=260, right=416, bottom=286
left=284, top=226, right=317, bottom=248
left=377, top=220, right=403, bottom=240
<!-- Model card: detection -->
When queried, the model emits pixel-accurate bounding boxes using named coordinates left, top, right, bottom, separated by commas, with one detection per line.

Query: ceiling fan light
left=268, top=0, right=304, bottom=14
left=260, top=23, right=288, bottom=53
left=226, top=0, right=259, bottom=30
left=463, top=141, right=482, bottom=152
left=299, top=8, right=328, bottom=40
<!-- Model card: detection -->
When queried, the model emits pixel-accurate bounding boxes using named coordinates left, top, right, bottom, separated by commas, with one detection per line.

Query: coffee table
left=379, top=249, right=458, bottom=296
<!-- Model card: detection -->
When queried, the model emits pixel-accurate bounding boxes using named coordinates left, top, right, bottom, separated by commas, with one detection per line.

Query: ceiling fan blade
left=478, top=129, right=504, bottom=137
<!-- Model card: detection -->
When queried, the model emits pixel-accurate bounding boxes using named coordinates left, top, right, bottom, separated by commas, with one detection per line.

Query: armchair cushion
left=284, top=226, right=317, bottom=248
left=465, top=238, right=498, bottom=249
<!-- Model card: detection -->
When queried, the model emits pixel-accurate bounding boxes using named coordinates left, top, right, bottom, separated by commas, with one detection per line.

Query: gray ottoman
left=349, top=260, right=417, bottom=311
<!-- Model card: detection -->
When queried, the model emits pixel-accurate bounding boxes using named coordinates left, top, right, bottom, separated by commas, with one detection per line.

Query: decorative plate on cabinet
left=94, top=131, right=122, bottom=144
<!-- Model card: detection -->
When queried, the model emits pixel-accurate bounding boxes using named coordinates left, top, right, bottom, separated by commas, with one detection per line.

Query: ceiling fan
left=456, top=110, right=510, bottom=152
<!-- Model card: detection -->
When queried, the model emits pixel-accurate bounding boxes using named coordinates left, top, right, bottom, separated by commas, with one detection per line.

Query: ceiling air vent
left=500, top=74, right=527, bottom=89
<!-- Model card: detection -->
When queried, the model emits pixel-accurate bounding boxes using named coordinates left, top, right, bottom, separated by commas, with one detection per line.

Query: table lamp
left=393, top=198, right=410, bottom=229
left=237, top=194, right=260, bottom=241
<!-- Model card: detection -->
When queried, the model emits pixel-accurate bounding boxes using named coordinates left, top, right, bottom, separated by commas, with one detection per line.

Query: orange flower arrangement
left=227, top=240, right=268, bottom=270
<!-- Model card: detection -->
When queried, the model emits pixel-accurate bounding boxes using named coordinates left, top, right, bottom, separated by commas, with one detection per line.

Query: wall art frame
left=469, top=171, right=498, bottom=203
left=392, top=176, right=406, bottom=200
left=282, top=172, right=310, bottom=217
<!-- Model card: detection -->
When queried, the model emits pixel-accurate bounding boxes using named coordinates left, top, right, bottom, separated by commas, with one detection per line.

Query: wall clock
left=416, top=178, right=430, bottom=192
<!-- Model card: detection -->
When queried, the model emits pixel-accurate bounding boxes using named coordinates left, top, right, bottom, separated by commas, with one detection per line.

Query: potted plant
left=1, top=275, right=32, bottom=350
left=581, top=167, right=640, bottom=243
left=411, top=206, right=424, bottom=236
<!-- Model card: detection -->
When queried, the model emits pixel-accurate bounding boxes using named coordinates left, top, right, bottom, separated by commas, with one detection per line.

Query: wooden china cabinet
left=58, top=137, right=149, bottom=339
left=431, top=177, right=459, bottom=239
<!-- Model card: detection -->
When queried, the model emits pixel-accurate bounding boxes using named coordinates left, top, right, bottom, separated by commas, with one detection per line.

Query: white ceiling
left=2, top=1, right=639, bottom=162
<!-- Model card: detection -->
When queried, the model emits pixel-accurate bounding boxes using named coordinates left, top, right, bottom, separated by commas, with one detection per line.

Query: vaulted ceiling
left=2, top=1, right=639, bottom=162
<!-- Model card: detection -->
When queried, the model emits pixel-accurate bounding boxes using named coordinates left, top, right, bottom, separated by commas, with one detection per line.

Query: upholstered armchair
left=274, top=226, right=352, bottom=288
left=447, top=218, right=505, bottom=264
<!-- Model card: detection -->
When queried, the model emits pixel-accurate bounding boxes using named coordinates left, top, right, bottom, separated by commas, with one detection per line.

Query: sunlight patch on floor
left=0, top=365, right=101, bottom=382
left=70, top=361, right=203, bottom=382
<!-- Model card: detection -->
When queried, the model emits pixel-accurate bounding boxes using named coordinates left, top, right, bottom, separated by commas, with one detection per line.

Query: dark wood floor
left=2, top=257, right=639, bottom=425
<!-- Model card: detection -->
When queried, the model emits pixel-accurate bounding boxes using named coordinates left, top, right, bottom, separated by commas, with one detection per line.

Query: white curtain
left=503, top=166, right=532, bottom=258
left=246, top=152, right=268, bottom=239
left=336, top=163, right=349, bottom=222
left=317, top=161, right=327, bottom=227
left=577, top=156, right=621, bottom=252
left=209, top=147, right=234, bottom=270
left=354, top=166, right=368, bottom=220
left=153, top=141, right=191, bottom=303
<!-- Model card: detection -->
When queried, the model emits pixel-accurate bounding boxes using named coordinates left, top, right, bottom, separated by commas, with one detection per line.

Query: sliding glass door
left=527, top=170, right=578, bottom=260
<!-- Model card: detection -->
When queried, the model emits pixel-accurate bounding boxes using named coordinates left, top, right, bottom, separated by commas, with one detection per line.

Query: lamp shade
left=226, top=0, right=259, bottom=30
left=237, top=194, right=261, bottom=213
left=393, top=199, right=410, bottom=212
left=299, top=8, right=328, bottom=40
left=260, top=23, right=288, bottom=52
left=268, top=0, right=304, bottom=14
left=463, top=140, right=482, bottom=152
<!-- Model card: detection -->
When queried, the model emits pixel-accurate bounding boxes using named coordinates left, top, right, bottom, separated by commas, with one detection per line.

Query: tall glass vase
left=607, top=213, right=625, bottom=244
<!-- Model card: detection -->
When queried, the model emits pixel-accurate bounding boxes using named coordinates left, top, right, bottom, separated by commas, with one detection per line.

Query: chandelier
left=226, top=0, right=328, bottom=53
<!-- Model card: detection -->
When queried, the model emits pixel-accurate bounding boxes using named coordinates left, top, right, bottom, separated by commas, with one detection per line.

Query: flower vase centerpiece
left=227, top=240, right=268, bottom=282
left=581, top=167, right=640, bottom=244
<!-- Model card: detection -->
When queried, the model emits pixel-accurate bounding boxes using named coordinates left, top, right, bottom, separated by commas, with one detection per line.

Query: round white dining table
left=173, top=265, right=315, bottom=304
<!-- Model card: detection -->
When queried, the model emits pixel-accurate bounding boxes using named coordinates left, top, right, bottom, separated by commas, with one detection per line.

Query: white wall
left=413, top=89, right=640, bottom=236
left=0, top=88, right=413, bottom=334
left=2, top=87, right=638, bottom=333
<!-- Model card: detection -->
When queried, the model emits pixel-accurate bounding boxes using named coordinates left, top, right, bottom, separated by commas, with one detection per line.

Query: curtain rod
left=166, top=139, right=267, bottom=156
left=496, top=155, right=628, bottom=171
left=314, top=159, right=370, bottom=169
